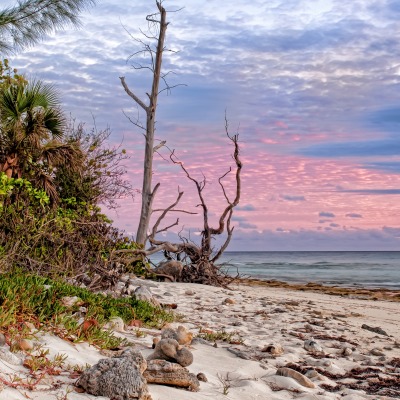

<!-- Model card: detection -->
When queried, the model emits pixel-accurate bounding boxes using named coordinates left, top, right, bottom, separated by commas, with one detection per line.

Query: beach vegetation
left=0, top=271, right=173, bottom=348
left=198, top=328, right=243, bottom=344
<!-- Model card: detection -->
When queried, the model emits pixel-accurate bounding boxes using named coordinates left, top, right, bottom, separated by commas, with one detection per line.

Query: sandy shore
left=1, top=280, right=399, bottom=399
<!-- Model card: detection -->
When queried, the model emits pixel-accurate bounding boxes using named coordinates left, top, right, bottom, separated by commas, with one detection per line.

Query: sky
left=8, top=0, right=400, bottom=250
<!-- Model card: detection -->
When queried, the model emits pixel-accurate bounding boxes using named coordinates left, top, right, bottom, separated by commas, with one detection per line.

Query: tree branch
left=119, top=76, right=149, bottom=112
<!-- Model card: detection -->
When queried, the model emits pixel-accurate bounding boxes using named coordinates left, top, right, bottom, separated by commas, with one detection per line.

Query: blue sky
left=8, top=0, right=400, bottom=250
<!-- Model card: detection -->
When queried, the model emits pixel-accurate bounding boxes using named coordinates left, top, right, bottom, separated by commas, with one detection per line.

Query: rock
left=262, top=343, right=284, bottom=356
left=197, top=372, right=207, bottom=382
left=361, top=324, right=389, bottom=336
left=144, top=359, right=200, bottom=391
left=0, top=333, right=6, bottom=347
left=304, top=369, right=319, bottom=379
left=134, top=286, right=160, bottom=307
left=342, top=347, right=353, bottom=356
left=304, top=338, right=323, bottom=353
left=76, top=348, right=151, bottom=400
left=61, top=296, right=81, bottom=307
left=105, top=316, right=125, bottom=332
left=222, top=298, right=236, bottom=305
left=161, top=326, right=193, bottom=346
left=155, top=261, right=183, bottom=282
left=23, top=322, right=36, bottom=333
left=147, top=338, right=193, bottom=367
left=370, top=348, right=385, bottom=356
left=191, top=337, right=211, bottom=346
left=0, top=347, right=21, bottom=365
left=276, top=367, right=316, bottom=388
left=16, top=338, right=34, bottom=351
left=227, top=347, right=252, bottom=360
left=185, top=290, right=195, bottom=296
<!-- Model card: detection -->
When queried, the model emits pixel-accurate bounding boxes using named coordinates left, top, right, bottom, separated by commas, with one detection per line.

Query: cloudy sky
left=9, top=0, right=400, bottom=250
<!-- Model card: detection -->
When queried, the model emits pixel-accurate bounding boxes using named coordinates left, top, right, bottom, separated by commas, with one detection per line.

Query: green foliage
left=0, top=0, right=96, bottom=53
left=198, top=328, right=243, bottom=344
left=0, top=271, right=173, bottom=348
left=0, top=59, right=26, bottom=86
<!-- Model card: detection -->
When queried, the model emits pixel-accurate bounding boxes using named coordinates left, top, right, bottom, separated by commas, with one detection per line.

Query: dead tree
left=120, top=1, right=169, bottom=246
left=115, top=3, right=243, bottom=286
left=113, top=120, right=242, bottom=286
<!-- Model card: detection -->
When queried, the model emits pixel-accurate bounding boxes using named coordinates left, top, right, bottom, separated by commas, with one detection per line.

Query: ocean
left=150, top=251, right=400, bottom=289
left=218, top=251, right=400, bottom=290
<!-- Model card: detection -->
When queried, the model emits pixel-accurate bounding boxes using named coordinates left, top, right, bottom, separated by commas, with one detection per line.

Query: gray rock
left=227, top=347, right=252, bottom=360
left=76, top=349, right=151, bottom=400
left=304, top=338, right=323, bottom=353
left=134, top=286, right=160, bottom=307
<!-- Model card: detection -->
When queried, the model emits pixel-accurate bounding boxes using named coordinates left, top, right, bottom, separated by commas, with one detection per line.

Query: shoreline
left=238, top=277, right=400, bottom=302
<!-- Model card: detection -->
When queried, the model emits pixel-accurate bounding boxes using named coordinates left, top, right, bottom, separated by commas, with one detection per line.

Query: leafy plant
left=0, top=271, right=174, bottom=349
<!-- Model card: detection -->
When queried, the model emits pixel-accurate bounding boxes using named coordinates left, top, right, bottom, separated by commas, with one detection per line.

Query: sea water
left=218, top=251, right=400, bottom=289
left=150, top=251, right=400, bottom=289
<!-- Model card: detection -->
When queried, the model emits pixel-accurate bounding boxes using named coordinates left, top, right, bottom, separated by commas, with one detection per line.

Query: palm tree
left=0, top=79, right=81, bottom=201
left=0, top=0, right=95, bottom=53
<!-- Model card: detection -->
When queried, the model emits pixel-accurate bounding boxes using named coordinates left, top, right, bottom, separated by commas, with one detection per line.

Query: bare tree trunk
left=120, top=1, right=168, bottom=246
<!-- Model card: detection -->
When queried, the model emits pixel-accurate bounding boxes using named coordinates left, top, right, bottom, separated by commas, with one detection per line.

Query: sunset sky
left=10, top=0, right=400, bottom=250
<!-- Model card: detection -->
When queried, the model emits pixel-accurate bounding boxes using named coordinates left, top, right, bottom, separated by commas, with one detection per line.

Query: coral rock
left=144, top=359, right=200, bottom=391
left=276, top=367, right=316, bottom=388
left=76, top=349, right=151, bottom=400
left=147, top=338, right=193, bottom=367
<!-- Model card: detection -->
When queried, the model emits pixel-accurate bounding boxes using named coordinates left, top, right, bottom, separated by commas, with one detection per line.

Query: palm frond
left=0, top=0, right=96, bottom=53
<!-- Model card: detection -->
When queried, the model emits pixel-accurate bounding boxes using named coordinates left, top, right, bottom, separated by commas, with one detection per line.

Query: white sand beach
left=1, top=280, right=399, bottom=400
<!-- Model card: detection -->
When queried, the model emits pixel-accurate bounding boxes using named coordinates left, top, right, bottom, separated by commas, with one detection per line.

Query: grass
left=0, top=271, right=174, bottom=349
left=198, top=328, right=243, bottom=344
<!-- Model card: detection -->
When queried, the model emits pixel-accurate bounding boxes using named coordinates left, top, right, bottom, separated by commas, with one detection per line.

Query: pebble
left=197, top=372, right=207, bottom=382
left=262, top=343, right=284, bottom=356
left=185, top=290, right=195, bottom=296
left=342, top=347, right=353, bottom=356
left=304, top=338, right=323, bottom=353
left=16, top=338, right=34, bottom=351
left=370, top=348, right=384, bottom=356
